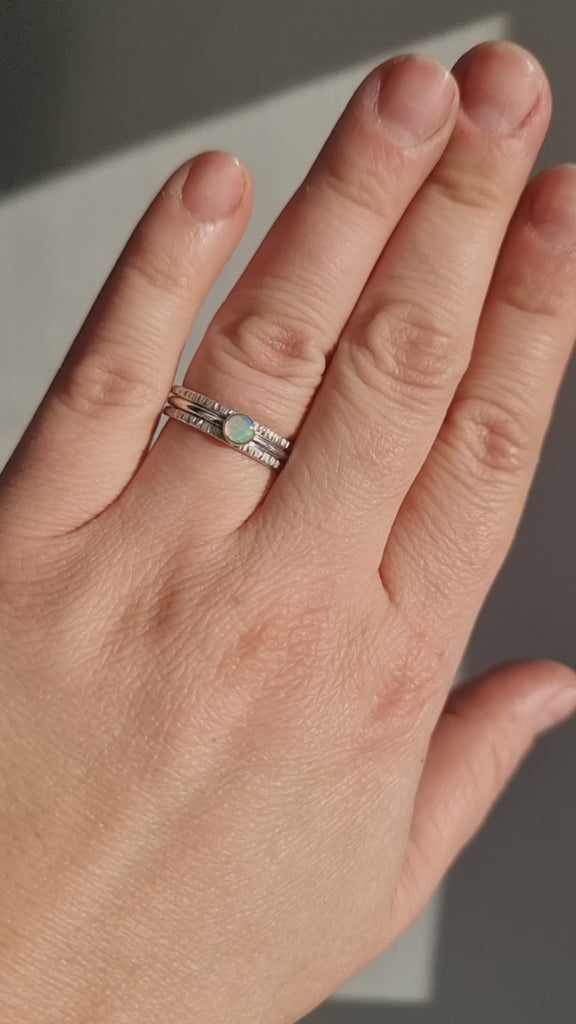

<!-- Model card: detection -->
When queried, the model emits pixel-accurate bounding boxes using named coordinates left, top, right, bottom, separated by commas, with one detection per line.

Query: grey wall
left=1, top=2, right=574, bottom=1021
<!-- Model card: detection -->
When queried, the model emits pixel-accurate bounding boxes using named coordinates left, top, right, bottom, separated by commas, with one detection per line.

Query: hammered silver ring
left=163, top=387, right=291, bottom=470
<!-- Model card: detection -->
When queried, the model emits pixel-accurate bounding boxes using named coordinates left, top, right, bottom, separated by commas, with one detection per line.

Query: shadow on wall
left=3, top=1, right=575, bottom=1021
left=0, top=0, right=548, bottom=195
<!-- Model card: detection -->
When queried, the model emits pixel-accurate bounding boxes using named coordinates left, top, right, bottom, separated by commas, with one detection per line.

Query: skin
left=0, top=40, right=575, bottom=1023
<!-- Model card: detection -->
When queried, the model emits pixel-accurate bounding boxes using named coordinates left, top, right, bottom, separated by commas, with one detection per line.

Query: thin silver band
left=166, top=396, right=288, bottom=463
left=163, top=387, right=291, bottom=470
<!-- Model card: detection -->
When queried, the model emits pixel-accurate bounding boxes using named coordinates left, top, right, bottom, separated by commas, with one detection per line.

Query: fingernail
left=377, top=56, right=456, bottom=147
left=456, top=42, right=541, bottom=134
left=529, top=166, right=576, bottom=251
left=536, top=687, right=576, bottom=733
left=181, top=152, right=246, bottom=221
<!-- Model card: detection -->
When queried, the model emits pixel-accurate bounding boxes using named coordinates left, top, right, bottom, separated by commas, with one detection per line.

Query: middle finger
left=269, top=42, right=551, bottom=570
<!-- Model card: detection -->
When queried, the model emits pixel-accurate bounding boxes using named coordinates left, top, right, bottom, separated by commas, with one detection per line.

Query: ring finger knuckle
left=214, top=311, right=326, bottom=388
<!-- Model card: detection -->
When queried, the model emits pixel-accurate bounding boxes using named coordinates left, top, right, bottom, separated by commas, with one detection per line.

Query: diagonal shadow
left=1, top=0, right=502, bottom=196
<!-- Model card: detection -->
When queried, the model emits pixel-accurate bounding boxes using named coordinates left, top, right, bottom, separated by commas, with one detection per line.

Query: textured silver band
left=163, top=386, right=291, bottom=470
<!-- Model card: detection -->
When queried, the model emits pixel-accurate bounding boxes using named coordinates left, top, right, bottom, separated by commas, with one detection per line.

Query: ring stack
left=163, top=386, right=291, bottom=470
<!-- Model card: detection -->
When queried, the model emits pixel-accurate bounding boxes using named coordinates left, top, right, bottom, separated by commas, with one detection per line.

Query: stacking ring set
left=164, top=386, right=291, bottom=470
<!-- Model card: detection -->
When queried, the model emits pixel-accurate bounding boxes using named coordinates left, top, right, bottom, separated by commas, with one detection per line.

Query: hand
left=0, top=41, right=574, bottom=1024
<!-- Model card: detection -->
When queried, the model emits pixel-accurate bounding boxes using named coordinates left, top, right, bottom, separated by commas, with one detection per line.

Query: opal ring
left=163, top=387, right=291, bottom=470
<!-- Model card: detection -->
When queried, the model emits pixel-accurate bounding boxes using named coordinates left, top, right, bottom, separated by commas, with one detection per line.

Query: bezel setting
left=222, top=413, right=256, bottom=447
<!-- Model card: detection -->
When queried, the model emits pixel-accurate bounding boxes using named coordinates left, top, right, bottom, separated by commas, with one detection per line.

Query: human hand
left=1, top=41, right=575, bottom=1023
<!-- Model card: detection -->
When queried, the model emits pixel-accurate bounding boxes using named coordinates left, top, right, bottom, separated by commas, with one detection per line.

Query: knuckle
left=58, top=350, right=161, bottom=421
left=361, top=610, right=451, bottom=737
left=350, top=303, right=463, bottom=401
left=315, top=154, right=391, bottom=220
left=125, top=234, right=190, bottom=298
left=216, top=311, right=326, bottom=387
left=479, top=734, right=514, bottom=795
left=447, top=698, right=515, bottom=795
left=428, top=159, right=503, bottom=214
left=445, top=394, right=532, bottom=478
left=492, top=280, right=564, bottom=325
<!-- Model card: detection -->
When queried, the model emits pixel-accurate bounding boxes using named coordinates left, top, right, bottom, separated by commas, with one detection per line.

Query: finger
left=388, top=660, right=576, bottom=938
left=384, top=164, right=576, bottom=631
left=268, top=42, right=550, bottom=569
left=0, top=152, right=252, bottom=538
left=139, top=56, right=458, bottom=533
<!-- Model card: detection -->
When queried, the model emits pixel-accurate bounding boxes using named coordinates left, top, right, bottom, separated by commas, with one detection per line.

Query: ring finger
left=138, top=55, right=458, bottom=533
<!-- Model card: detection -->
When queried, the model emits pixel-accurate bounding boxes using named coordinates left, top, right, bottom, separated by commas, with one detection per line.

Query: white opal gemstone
left=223, top=413, right=255, bottom=446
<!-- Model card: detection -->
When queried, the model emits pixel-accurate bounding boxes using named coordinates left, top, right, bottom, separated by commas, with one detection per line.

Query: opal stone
left=223, top=413, right=255, bottom=446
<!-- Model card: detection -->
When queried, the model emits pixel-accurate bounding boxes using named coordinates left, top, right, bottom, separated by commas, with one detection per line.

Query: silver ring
left=163, top=387, right=291, bottom=470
